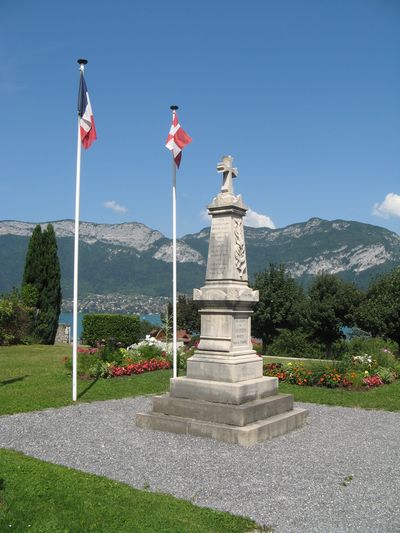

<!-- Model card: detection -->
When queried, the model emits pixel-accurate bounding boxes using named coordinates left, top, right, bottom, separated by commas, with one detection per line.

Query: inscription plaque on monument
left=232, top=318, right=249, bottom=346
left=206, top=216, right=231, bottom=280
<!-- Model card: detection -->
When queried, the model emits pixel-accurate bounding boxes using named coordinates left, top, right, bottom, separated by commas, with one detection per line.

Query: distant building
left=151, top=328, right=192, bottom=347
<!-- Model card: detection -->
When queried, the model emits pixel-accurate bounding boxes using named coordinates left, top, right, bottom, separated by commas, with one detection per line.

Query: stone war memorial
left=136, top=156, right=308, bottom=445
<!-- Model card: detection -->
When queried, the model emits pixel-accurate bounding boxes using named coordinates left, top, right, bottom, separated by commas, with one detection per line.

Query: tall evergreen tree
left=23, top=225, right=43, bottom=287
left=22, top=224, right=62, bottom=344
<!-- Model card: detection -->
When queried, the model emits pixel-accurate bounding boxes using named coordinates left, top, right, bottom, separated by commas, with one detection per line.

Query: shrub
left=342, top=370, right=365, bottom=390
left=132, top=343, right=164, bottom=360
left=0, top=290, right=35, bottom=345
left=376, top=366, right=396, bottom=384
left=177, top=347, right=195, bottom=372
left=266, top=329, right=324, bottom=359
left=64, top=344, right=171, bottom=379
left=128, top=335, right=167, bottom=358
left=82, top=314, right=141, bottom=347
left=63, top=351, right=101, bottom=378
left=342, top=337, right=398, bottom=368
left=393, top=362, right=400, bottom=379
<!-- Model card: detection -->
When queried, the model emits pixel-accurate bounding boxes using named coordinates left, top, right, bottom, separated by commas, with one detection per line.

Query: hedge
left=82, top=314, right=141, bottom=347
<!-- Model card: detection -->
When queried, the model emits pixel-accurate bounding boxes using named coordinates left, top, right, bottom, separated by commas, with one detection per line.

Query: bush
left=0, top=290, right=36, bottom=345
left=266, top=329, right=325, bottom=359
left=176, top=347, right=195, bottom=372
left=82, top=314, right=141, bottom=347
left=63, top=349, right=102, bottom=378
left=376, top=366, right=396, bottom=384
left=342, top=337, right=398, bottom=368
left=64, top=345, right=171, bottom=379
left=130, top=343, right=164, bottom=360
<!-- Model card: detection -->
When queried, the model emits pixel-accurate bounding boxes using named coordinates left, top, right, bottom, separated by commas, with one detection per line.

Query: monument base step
left=187, top=352, right=262, bottom=382
left=170, top=375, right=278, bottom=405
left=136, top=407, right=308, bottom=446
left=152, top=392, right=293, bottom=427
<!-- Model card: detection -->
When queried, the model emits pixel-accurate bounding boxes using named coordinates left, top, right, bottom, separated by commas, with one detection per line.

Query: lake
left=59, top=312, right=162, bottom=339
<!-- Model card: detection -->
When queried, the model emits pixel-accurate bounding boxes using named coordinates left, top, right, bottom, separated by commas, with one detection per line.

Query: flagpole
left=171, top=105, right=178, bottom=379
left=72, top=58, right=87, bottom=401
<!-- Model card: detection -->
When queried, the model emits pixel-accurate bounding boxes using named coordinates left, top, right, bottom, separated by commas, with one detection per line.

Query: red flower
left=108, top=358, right=171, bottom=378
left=363, top=375, right=383, bottom=388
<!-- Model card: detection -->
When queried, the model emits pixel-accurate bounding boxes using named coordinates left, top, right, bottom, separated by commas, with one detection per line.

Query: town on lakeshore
left=61, top=293, right=169, bottom=315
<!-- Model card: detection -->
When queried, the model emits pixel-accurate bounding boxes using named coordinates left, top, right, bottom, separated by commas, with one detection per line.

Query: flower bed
left=263, top=359, right=399, bottom=390
left=109, top=358, right=170, bottom=377
left=64, top=336, right=172, bottom=379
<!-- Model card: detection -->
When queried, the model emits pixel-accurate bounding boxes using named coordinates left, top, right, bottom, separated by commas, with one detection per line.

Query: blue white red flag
left=78, top=75, right=97, bottom=149
left=165, top=110, right=191, bottom=168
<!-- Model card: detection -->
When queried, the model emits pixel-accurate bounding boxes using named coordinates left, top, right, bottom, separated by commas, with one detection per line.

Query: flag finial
left=170, top=105, right=179, bottom=111
left=77, top=58, right=88, bottom=72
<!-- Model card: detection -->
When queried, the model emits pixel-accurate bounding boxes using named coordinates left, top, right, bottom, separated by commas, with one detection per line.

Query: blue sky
left=0, top=0, right=399, bottom=237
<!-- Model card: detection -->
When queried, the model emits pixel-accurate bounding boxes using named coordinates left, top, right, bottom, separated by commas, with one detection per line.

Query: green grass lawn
left=1, top=345, right=398, bottom=532
left=0, top=345, right=170, bottom=416
left=279, top=380, right=400, bottom=410
left=0, top=449, right=265, bottom=533
left=1, top=345, right=399, bottom=417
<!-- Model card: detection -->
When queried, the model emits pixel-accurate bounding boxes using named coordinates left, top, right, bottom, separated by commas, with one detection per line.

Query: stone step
left=187, top=353, right=263, bottom=383
left=136, top=407, right=308, bottom=446
left=152, top=393, right=293, bottom=427
left=170, top=375, right=278, bottom=405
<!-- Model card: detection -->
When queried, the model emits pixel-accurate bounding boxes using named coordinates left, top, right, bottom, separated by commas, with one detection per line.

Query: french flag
left=78, top=75, right=97, bottom=149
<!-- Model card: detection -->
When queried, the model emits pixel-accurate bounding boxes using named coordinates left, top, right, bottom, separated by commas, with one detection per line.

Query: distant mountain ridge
left=1, top=218, right=399, bottom=302
left=183, top=217, right=400, bottom=288
left=0, top=220, right=203, bottom=261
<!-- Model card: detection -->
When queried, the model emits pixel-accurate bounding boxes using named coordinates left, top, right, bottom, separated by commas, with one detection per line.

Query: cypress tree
left=23, top=225, right=43, bottom=287
left=22, top=224, right=62, bottom=344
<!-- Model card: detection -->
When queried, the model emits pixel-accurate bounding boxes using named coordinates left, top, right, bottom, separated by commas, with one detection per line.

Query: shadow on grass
left=77, top=376, right=100, bottom=399
left=0, top=375, right=29, bottom=386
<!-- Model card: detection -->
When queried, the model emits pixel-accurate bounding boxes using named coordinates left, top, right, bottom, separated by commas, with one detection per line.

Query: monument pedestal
left=136, top=379, right=307, bottom=446
left=136, top=156, right=308, bottom=445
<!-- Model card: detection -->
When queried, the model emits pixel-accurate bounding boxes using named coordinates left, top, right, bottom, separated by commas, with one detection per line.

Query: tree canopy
left=165, top=295, right=200, bottom=334
left=305, top=273, right=362, bottom=357
left=252, top=264, right=306, bottom=347
left=356, top=267, right=400, bottom=349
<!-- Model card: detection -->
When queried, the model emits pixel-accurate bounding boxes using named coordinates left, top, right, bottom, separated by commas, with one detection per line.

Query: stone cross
left=217, top=155, right=238, bottom=194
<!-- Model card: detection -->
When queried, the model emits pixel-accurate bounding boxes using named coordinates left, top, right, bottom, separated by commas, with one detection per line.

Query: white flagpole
left=72, top=59, right=87, bottom=401
left=172, top=156, right=178, bottom=378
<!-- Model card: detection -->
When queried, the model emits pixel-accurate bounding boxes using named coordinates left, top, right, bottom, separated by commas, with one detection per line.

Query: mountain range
left=1, top=218, right=400, bottom=302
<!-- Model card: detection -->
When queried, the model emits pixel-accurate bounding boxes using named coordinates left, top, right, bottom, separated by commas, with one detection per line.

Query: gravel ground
left=1, top=398, right=399, bottom=533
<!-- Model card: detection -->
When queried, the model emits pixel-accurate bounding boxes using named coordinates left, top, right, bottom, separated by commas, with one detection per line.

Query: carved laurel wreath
left=234, top=218, right=247, bottom=279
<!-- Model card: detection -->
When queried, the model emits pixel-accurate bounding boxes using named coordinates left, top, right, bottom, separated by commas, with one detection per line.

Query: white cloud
left=200, top=208, right=275, bottom=229
left=103, top=200, right=127, bottom=214
left=200, top=209, right=211, bottom=223
left=373, top=193, right=400, bottom=219
left=245, top=208, right=275, bottom=228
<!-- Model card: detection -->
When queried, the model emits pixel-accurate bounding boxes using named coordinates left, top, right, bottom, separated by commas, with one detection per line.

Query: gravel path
left=1, top=398, right=399, bottom=533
